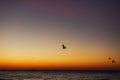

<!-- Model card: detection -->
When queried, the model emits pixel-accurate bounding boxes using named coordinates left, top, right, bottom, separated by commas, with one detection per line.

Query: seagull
left=62, top=44, right=66, bottom=49
left=108, top=57, right=111, bottom=60
left=112, top=60, right=115, bottom=63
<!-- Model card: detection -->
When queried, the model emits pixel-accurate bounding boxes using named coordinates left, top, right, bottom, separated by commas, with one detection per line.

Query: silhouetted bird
left=112, top=60, right=115, bottom=63
left=62, top=44, right=66, bottom=49
left=108, top=57, right=111, bottom=60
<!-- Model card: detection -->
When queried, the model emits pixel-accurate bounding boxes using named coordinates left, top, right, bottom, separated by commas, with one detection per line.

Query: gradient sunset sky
left=0, top=0, right=120, bottom=70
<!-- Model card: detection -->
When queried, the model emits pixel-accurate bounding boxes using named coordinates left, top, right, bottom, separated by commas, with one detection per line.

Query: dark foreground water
left=0, top=70, right=120, bottom=80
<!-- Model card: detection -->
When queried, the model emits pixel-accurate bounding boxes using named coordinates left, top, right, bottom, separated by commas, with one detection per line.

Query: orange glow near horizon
left=0, top=35, right=120, bottom=70
left=0, top=47, right=120, bottom=70
left=0, top=59, right=120, bottom=70
left=0, top=34, right=120, bottom=70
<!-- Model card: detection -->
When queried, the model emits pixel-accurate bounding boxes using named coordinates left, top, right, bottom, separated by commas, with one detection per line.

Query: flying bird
left=108, top=57, right=111, bottom=60
left=112, top=60, right=115, bottom=63
left=62, top=44, right=66, bottom=49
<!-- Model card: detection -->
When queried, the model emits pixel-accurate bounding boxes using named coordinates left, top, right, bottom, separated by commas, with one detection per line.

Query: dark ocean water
left=0, top=70, right=120, bottom=80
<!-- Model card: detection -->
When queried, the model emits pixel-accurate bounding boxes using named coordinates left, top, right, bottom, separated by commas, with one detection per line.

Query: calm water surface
left=0, top=71, right=120, bottom=80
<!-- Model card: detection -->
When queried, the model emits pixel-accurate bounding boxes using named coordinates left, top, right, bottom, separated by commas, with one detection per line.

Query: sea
left=0, top=70, right=120, bottom=80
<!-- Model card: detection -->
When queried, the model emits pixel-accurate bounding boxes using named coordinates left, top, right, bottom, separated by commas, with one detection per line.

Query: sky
left=0, top=0, right=120, bottom=70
